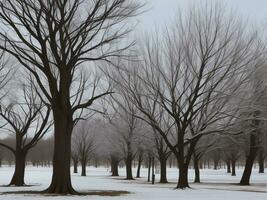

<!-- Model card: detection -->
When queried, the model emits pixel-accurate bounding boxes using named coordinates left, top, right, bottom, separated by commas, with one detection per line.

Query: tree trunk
left=125, top=156, right=133, bottom=180
left=226, top=160, right=231, bottom=173
left=231, top=160, right=236, bottom=176
left=258, top=149, right=264, bottom=173
left=111, top=158, right=119, bottom=176
left=214, top=159, right=219, bottom=170
left=73, top=159, right=78, bottom=174
left=136, top=154, right=143, bottom=178
left=177, top=164, right=189, bottom=189
left=10, top=150, right=27, bottom=186
left=81, top=160, right=86, bottom=176
left=159, top=156, right=168, bottom=183
left=194, top=157, right=200, bottom=183
left=240, top=134, right=258, bottom=185
left=147, top=157, right=151, bottom=182
left=44, top=110, right=76, bottom=194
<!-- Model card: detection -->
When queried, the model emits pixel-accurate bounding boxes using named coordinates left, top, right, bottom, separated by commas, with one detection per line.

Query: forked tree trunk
left=226, top=160, right=231, bottom=173
left=240, top=134, right=258, bottom=185
left=258, top=149, right=264, bottom=173
left=81, top=160, right=86, bottom=176
left=231, top=160, right=236, bottom=176
left=136, top=154, right=143, bottom=178
left=125, top=155, right=133, bottom=180
left=159, top=156, right=168, bottom=183
left=10, top=150, right=27, bottom=186
left=44, top=110, right=77, bottom=194
left=111, top=158, right=119, bottom=176
left=194, top=156, right=200, bottom=183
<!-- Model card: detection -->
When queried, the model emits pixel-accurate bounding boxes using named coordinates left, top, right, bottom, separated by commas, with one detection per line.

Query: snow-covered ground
left=0, top=166, right=267, bottom=200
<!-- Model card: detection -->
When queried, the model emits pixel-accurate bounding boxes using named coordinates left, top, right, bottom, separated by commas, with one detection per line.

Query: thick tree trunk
left=159, top=156, right=168, bottom=183
left=177, top=164, right=189, bottom=188
left=81, top=160, right=86, bottom=176
left=125, top=156, right=133, bottom=180
left=111, top=158, right=119, bottom=176
left=10, top=150, right=27, bottom=186
left=176, top=152, right=189, bottom=188
left=136, top=154, right=143, bottom=178
left=226, top=160, right=231, bottom=173
left=73, top=159, right=78, bottom=174
left=231, top=160, right=236, bottom=176
left=194, top=157, right=200, bottom=183
left=240, top=134, right=258, bottom=185
left=44, top=110, right=76, bottom=194
left=258, top=149, right=264, bottom=173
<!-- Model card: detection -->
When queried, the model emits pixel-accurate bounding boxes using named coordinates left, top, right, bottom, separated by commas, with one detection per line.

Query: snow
left=0, top=166, right=267, bottom=200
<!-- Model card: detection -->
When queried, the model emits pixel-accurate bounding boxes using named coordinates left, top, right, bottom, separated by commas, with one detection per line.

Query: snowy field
left=0, top=166, right=267, bottom=200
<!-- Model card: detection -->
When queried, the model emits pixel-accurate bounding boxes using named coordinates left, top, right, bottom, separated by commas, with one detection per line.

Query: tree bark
left=73, top=159, right=78, bottom=174
left=214, top=159, right=219, bottom=170
left=177, top=164, right=189, bottom=188
left=10, top=150, right=27, bottom=186
left=81, top=160, right=86, bottom=176
left=194, top=157, right=200, bottom=183
left=111, top=158, right=119, bottom=176
left=44, top=109, right=77, bottom=194
left=136, top=154, right=143, bottom=178
left=147, top=157, right=151, bottom=182
left=240, top=134, right=258, bottom=185
left=258, top=149, right=264, bottom=173
left=226, top=160, right=231, bottom=173
left=159, top=156, right=168, bottom=183
left=125, top=155, right=133, bottom=180
left=231, top=160, right=236, bottom=176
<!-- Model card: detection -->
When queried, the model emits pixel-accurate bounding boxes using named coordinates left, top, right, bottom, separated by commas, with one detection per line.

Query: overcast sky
left=136, top=0, right=267, bottom=33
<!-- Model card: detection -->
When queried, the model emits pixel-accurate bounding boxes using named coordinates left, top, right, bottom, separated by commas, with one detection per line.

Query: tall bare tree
left=0, top=0, right=142, bottom=194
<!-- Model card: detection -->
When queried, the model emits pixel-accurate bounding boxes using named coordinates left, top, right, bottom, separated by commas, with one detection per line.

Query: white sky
left=136, top=0, right=267, bottom=33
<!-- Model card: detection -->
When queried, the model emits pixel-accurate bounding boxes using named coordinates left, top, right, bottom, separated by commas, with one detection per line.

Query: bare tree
left=72, top=119, right=97, bottom=177
left=0, top=0, right=142, bottom=194
left=103, top=93, right=145, bottom=180
left=0, top=84, right=51, bottom=186
left=106, top=3, right=264, bottom=188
